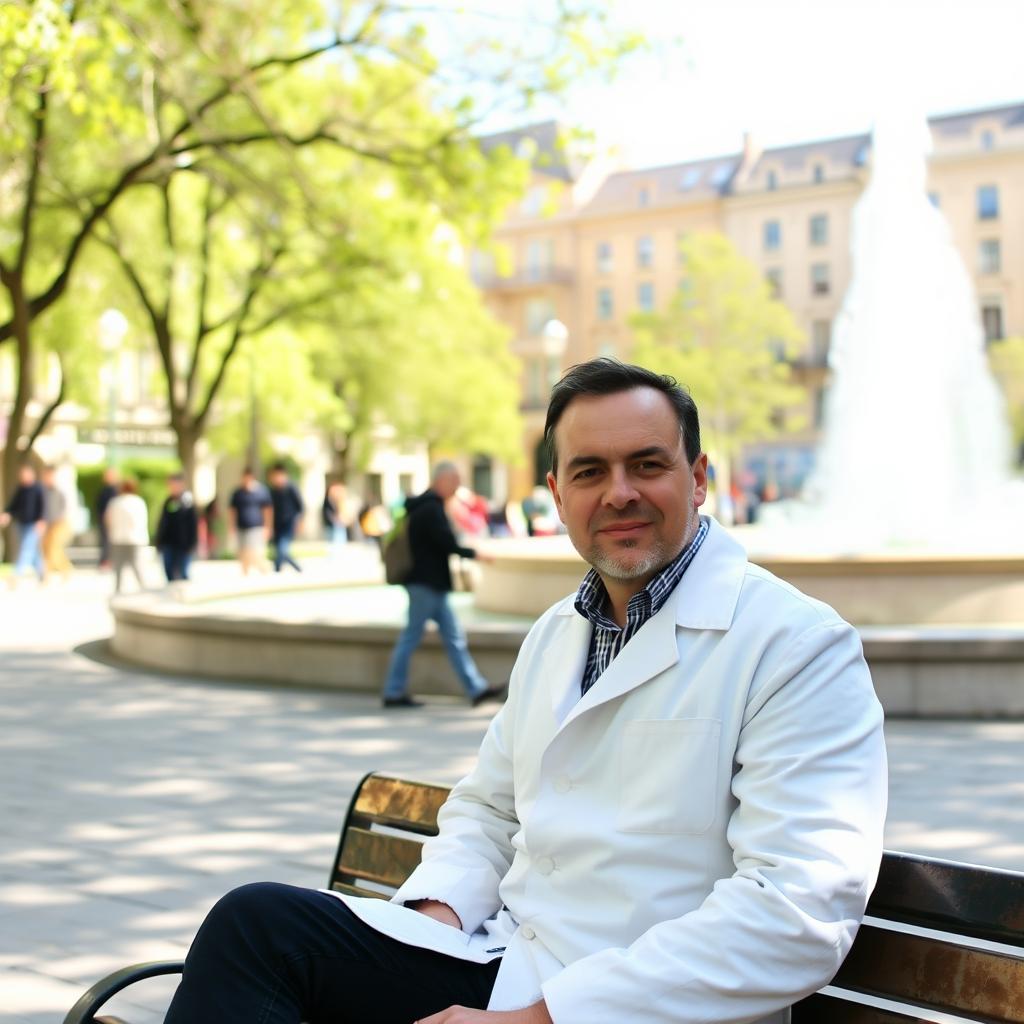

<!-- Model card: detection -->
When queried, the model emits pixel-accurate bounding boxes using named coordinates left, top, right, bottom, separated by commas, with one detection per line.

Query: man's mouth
left=597, top=521, right=651, bottom=538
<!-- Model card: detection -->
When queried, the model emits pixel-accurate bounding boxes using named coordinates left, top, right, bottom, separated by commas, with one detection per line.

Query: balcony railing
left=474, top=266, right=575, bottom=290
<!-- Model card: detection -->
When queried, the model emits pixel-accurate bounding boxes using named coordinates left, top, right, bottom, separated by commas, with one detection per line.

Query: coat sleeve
left=541, top=619, right=888, bottom=1024
left=390, top=625, right=531, bottom=933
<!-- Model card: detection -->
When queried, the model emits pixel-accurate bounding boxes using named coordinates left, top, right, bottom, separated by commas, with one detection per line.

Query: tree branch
left=25, top=352, right=66, bottom=451
left=186, top=179, right=217, bottom=406
left=194, top=246, right=283, bottom=431
left=15, top=78, right=48, bottom=275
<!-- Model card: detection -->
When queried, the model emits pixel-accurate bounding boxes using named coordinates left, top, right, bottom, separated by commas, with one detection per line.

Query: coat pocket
left=616, top=718, right=721, bottom=834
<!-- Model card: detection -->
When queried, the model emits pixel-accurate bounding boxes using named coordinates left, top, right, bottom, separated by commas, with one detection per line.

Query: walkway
left=2, top=564, right=1023, bottom=1023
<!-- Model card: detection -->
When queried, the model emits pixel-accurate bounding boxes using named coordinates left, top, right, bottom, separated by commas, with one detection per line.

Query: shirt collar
left=574, top=517, right=709, bottom=632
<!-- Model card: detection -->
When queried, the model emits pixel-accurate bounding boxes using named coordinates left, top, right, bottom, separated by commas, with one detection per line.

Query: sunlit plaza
left=4, top=0, right=1024, bottom=1021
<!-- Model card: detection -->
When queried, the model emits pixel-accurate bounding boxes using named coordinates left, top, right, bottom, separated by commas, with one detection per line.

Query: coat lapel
left=548, top=517, right=747, bottom=737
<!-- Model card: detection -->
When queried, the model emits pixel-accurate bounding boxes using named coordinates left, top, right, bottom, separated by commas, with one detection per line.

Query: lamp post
left=99, top=309, right=128, bottom=467
left=541, top=318, right=569, bottom=390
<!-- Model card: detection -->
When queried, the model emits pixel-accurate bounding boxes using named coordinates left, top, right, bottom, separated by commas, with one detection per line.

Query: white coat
left=326, top=517, right=888, bottom=1023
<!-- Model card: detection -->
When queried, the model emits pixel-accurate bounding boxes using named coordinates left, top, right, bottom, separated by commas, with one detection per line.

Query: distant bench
left=64, top=772, right=1024, bottom=1024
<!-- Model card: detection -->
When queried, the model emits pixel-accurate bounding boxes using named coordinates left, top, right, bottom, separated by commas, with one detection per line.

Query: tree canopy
left=0, top=0, right=641, bottom=504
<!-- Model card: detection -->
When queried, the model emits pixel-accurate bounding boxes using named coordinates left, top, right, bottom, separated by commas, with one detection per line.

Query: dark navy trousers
left=163, top=883, right=499, bottom=1024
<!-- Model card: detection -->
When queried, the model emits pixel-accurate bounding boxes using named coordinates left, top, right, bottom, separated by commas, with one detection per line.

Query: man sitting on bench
left=165, top=359, right=888, bottom=1024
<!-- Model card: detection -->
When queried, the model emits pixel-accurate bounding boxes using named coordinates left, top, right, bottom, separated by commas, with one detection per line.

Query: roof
left=478, top=121, right=577, bottom=182
left=584, top=154, right=741, bottom=211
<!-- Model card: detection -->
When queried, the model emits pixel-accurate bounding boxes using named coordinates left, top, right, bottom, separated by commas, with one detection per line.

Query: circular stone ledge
left=110, top=585, right=530, bottom=698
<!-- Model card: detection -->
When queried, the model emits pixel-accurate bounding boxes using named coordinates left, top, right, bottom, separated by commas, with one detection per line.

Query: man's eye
left=574, top=468, right=599, bottom=480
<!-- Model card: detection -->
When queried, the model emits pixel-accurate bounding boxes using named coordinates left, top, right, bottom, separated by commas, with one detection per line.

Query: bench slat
left=349, top=775, right=449, bottom=836
left=792, top=992, right=946, bottom=1023
left=870, top=853, right=1024, bottom=949
left=329, top=881, right=391, bottom=901
left=833, top=923, right=1024, bottom=1022
left=338, top=826, right=424, bottom=890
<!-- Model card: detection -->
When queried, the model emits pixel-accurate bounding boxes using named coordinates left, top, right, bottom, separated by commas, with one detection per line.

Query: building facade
left=478, top=103, right=1024, bottom=500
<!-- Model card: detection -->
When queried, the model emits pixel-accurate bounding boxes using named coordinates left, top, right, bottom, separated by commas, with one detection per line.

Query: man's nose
left=602, top=467, right=640, bottom=509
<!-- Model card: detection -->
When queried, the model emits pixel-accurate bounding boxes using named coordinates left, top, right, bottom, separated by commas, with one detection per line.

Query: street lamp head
left=541, top=318, right=569, bottom=357
left=99, top=309, right=129, bottom=351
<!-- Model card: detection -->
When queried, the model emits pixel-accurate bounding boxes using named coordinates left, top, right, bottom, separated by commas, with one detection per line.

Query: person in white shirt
left=162, top=358, right=887, bottom=1024
left=105, top=480, right=150, bottom=594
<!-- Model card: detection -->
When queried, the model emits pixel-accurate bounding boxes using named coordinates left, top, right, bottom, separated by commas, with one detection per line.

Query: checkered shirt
left=575, top=517, right=709, bottom=698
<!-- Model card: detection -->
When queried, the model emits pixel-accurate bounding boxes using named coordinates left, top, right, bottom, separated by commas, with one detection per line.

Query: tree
left=0, top=0, right=640, bottom=507
left=630, top=232, right=807, bottom=504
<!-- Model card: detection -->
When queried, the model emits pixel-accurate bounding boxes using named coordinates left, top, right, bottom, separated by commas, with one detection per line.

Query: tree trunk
left=1, top=272, right=35, bottom=561
left=176, top=425, right=198, bottom=495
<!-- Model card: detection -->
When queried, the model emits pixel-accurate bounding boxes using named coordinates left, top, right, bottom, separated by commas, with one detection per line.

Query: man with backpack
left=381, top=462, right=505, bottom=709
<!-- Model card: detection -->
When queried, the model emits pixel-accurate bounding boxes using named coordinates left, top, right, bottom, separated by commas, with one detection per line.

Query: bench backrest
left=330, top=773, right=1024, bottom=1022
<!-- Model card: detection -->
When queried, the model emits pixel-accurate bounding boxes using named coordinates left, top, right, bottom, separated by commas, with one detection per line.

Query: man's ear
left=546, top=471, right=565, bottom=522
left=692, top=453, right=709, bottom=508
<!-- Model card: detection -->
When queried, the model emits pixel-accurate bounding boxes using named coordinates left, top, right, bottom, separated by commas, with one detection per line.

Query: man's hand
left=416, top=999, right=552, bottom=1024
left=406, top=899, right=462, bottom=930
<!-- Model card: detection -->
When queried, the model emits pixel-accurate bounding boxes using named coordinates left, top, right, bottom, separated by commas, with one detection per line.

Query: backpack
left=382, top=516, right=413, bottom=584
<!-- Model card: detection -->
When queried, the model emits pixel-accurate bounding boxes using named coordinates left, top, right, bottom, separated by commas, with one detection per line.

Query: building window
left=928, top=192, right=941, bottom=209
left=638, top=186, right=650, bottom=207
left=977, top=185, right=999, bottom=221
left=981, top=129, right=995, bottom=151
left=637, top=281, right=655, bottom=312
left=676, top=230, right=689, bottom=264
left=979, top=239, right=1002, bottom=275
left=981, top=301, right=1004, bottom=343
left=813, top=388, right=827, bottom=429
left=526, top=358, right=544, bottom=402
left=636, top=235, right=654, bottom=268
left=809, top=214, right=829, bottom=246
left=525, top=238, right=553, bottom=281
left=763, top=220, right=781, bottom=251
left=596, top=241, right=613, bottom=274
left=765, top=267, right=782, bottom=299
left=813, top=164, right=824, bottom=184
left=521, top=186, right=545, bottom=217
left=766, top=169, right=778, bottom=191
left=597, top=287, right=614, bottom=321
left=811, top=320, right=831, bottom=364
left=471, top=455, right=493, bottom=499
left=525, top=298, right=556, bottom=336
left=811, top=262, right=830, bottom=295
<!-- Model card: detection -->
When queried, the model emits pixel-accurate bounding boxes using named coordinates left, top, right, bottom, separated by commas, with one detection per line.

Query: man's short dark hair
left=269, top=461, right=288, bottom=474
left=544, top=358, right=701, bottom=475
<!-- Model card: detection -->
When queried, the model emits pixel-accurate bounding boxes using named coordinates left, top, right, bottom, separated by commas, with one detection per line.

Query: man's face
left=547, top=387, right=707, bottom=586
left=269, top=471, right=286, bottom=488
left=19, top=466, right=35, bottom=486
left=168, top=478, right=184, bottom=498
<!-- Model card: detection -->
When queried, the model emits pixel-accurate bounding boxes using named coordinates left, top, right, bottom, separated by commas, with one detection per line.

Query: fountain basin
left=474, top=538, right=1024, bottom=627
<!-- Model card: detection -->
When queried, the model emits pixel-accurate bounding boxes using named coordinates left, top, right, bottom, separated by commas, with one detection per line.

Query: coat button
left=535, top=856, right=555, bottom=875
left=520, top=925, right=536, bottom=940
left=553, top=775, right=572, bottom=793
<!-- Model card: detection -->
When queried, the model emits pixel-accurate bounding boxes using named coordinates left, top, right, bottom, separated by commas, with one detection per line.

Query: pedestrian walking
left=268, top=462, right=304, bottom=573
left=95, top=466, right=120, bottom=569
left=1, top=464, right=46, bottom=588
left=40, top=465, right=73, bottom=583
left=155, top=472, right=197, bottom=582
left=106, top=480, right=150, bottom=593
left=381, top=462, right=505, bottom=708
left=228, top=468, right=271, bottom=575
left=322, top=481, right=349, bottom=557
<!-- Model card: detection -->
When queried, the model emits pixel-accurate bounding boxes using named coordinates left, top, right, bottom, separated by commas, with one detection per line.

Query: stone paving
left=2, top=563, right=1024, bottom=1023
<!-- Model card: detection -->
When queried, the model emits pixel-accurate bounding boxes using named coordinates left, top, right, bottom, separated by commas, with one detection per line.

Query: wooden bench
left=63, top=772, right=1024, bottom=1024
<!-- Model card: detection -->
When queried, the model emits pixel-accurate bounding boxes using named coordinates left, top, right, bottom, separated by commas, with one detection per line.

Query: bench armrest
left=62, top=960, right=185, bottom=1024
